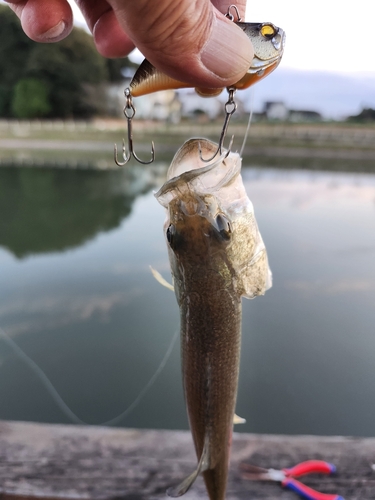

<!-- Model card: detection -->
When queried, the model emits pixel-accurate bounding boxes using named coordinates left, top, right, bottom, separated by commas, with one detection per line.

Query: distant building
left=178, top=90, right=222, bottom=120
left=262, top=101, right=322, bottom=122
left=107, top=86, right=323, bottom=124
left=135, top=90, right=181, bottom=123
left=105, top=83, right=181, bottom=123
left=106, top=83, right=125, bottom=117
left=289, top=109, right=322, bottom=122
left=264, top=101, right=289, bottom=121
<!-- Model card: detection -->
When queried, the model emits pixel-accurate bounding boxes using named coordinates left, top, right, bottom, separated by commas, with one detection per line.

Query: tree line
left=0, top=5, right=134, bottom=119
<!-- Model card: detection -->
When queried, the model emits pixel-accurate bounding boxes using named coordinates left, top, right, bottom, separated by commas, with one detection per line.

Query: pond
left=1, top=162, right=375, bottom=437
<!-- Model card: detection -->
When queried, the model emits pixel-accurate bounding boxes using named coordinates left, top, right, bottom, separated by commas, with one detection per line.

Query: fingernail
left=201, top=17, right=253, bottom=80
left=39, top=20, right=67, bottom=41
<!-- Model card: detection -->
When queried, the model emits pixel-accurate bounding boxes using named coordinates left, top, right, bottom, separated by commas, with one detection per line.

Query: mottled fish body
left=130, top=22, right=285, bottom=98
left=155, top=139, right=271, bottom=499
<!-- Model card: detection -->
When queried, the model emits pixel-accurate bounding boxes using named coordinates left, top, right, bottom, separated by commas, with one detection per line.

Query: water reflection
left=0, top=165, right=166, bottom=258
left=1, top=164, right=375, bottom=436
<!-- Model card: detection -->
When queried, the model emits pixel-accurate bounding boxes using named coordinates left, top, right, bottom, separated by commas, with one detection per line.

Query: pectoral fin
left=233, top=414, right=246, bottom=425
left=150, top=266, right=174, bottom=291
left=167, top=435, right=210, bottom=497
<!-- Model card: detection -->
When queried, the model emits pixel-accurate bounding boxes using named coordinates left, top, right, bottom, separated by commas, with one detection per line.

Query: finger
left=5, top=0, right=73, bottom=41
left=106, top=0, right=254, bottom=88
left=74, top=0, right=135, bottom=57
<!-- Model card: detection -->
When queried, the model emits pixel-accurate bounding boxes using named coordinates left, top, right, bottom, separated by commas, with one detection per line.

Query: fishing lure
left=114, top=5, right=285, bottom=166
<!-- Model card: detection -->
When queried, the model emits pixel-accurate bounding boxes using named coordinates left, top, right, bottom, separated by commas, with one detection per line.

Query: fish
left=155, top=138, right=271, bottom=499
left=130, top=22, right=285, bottom=98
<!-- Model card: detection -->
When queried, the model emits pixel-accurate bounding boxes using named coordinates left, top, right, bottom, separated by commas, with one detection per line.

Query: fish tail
left=167, top=435, right=210, bottom=497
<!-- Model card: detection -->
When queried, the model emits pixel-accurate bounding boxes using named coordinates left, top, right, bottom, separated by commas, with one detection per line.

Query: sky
left=67, top=0, right=375, bottom=75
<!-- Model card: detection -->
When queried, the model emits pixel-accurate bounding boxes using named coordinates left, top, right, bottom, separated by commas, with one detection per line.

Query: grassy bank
left=1, top=119, right=375, bottom=172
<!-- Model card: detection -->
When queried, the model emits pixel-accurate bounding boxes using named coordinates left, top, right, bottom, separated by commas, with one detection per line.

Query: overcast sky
left=67, top=0, right=375, bottom=75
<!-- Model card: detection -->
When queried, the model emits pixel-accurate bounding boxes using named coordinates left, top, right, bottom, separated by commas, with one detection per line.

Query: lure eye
left=166, top=224, right=176, bottom=246
left=260, top=24, right=276, bottom=38
left=215, top=214, right=232, bottom=241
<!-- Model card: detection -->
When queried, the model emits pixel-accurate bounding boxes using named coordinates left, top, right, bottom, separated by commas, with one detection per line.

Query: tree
left=106, top=58, right=137, bottom=82
left=11, top=78, right=51, bottom=119
left=348, top=108, right=375, bottom=123
left=25, top=28, right=108, bottom=118
left=0, top=4, right=136, bottom=118
left=0, top=5, right=34, bottom=116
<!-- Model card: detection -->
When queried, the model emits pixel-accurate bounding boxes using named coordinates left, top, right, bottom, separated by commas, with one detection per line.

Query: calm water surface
left=1, top=163, right=375, bottom=436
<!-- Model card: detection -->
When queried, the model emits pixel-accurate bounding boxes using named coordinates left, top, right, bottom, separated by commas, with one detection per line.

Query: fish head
left=234, top=21, right=286, bottom=89
left=163, top=191, right=233, bottom=262
left=155, top=139, right=272, bottom=299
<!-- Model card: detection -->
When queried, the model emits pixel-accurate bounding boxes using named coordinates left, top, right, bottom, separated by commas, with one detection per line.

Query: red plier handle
left=283, top=460, right=337, bottom=478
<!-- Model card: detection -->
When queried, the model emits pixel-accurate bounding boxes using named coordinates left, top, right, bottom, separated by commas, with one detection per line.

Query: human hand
left=5, top=0, right=253, bottom=89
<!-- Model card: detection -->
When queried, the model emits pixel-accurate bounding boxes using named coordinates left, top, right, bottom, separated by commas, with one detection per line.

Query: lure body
left=155, top=139, right=271, bottom=499
left=130, top=22, right=285, bottom=98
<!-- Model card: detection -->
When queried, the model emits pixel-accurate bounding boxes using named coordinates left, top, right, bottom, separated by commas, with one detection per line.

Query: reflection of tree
left=0, top=168, right=154, bottom=258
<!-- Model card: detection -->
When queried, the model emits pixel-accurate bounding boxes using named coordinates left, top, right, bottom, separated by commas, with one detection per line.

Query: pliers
left=240, top=459, right=344, bottom=500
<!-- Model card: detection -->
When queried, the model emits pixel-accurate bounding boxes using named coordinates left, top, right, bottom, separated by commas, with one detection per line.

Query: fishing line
left=0, top=325, right=178, bottom=427
left=0, top=326, right=84, bottom=425
left=239, top=88, right=254, bottom=158
left=101, top=328, right=178, bottom=426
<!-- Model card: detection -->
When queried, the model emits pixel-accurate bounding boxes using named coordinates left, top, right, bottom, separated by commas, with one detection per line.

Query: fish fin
left=233, top=413, right=246, bottom=425
left=149, top=266, right=174, bottom=292
left=166, top=469, right=201, bottom=498
left=167, top=435, right=210, bottom=497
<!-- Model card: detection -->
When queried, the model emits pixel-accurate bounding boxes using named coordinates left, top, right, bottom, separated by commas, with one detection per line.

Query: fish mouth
left=233, top=56, right=282, bottom=90
left=249, top=54, right=282, bottom=73
left=155, top=139, right=241, bottom=209
left=271, top=27, right=286, bottom=53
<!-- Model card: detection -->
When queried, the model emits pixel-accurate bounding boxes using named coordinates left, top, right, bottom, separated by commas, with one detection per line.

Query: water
left=1, top=163, right=375, bottom=437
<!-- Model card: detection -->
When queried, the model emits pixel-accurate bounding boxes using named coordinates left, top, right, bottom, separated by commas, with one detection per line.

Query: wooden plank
left=0, top=421, right=373, bottom=499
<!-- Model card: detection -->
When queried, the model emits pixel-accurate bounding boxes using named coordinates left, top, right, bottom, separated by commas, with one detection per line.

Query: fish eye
left=215, top=214, right=232, bottom=241
left=260, top=24, right=276, bottom=38
left=166, top=224, right=176, bottom=245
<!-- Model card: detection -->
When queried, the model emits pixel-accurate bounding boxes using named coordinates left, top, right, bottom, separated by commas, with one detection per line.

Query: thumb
left=106, top=0, right=254, bottom=89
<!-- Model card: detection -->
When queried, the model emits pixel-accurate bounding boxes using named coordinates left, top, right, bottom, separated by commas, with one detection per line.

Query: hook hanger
left=225, top=4, right=242, bottom=22
left=199, top=87, right=237, bottom=163
left=114, top=88, right=155, bottom=166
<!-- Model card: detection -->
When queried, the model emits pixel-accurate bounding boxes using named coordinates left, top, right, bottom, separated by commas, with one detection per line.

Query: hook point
left=114, top=140, right=131, bottom=167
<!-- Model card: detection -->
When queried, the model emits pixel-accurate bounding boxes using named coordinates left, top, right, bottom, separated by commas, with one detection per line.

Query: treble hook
left=114, top=88, right=155, bottom=166
left=199, top=87, right=237, bottom=163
